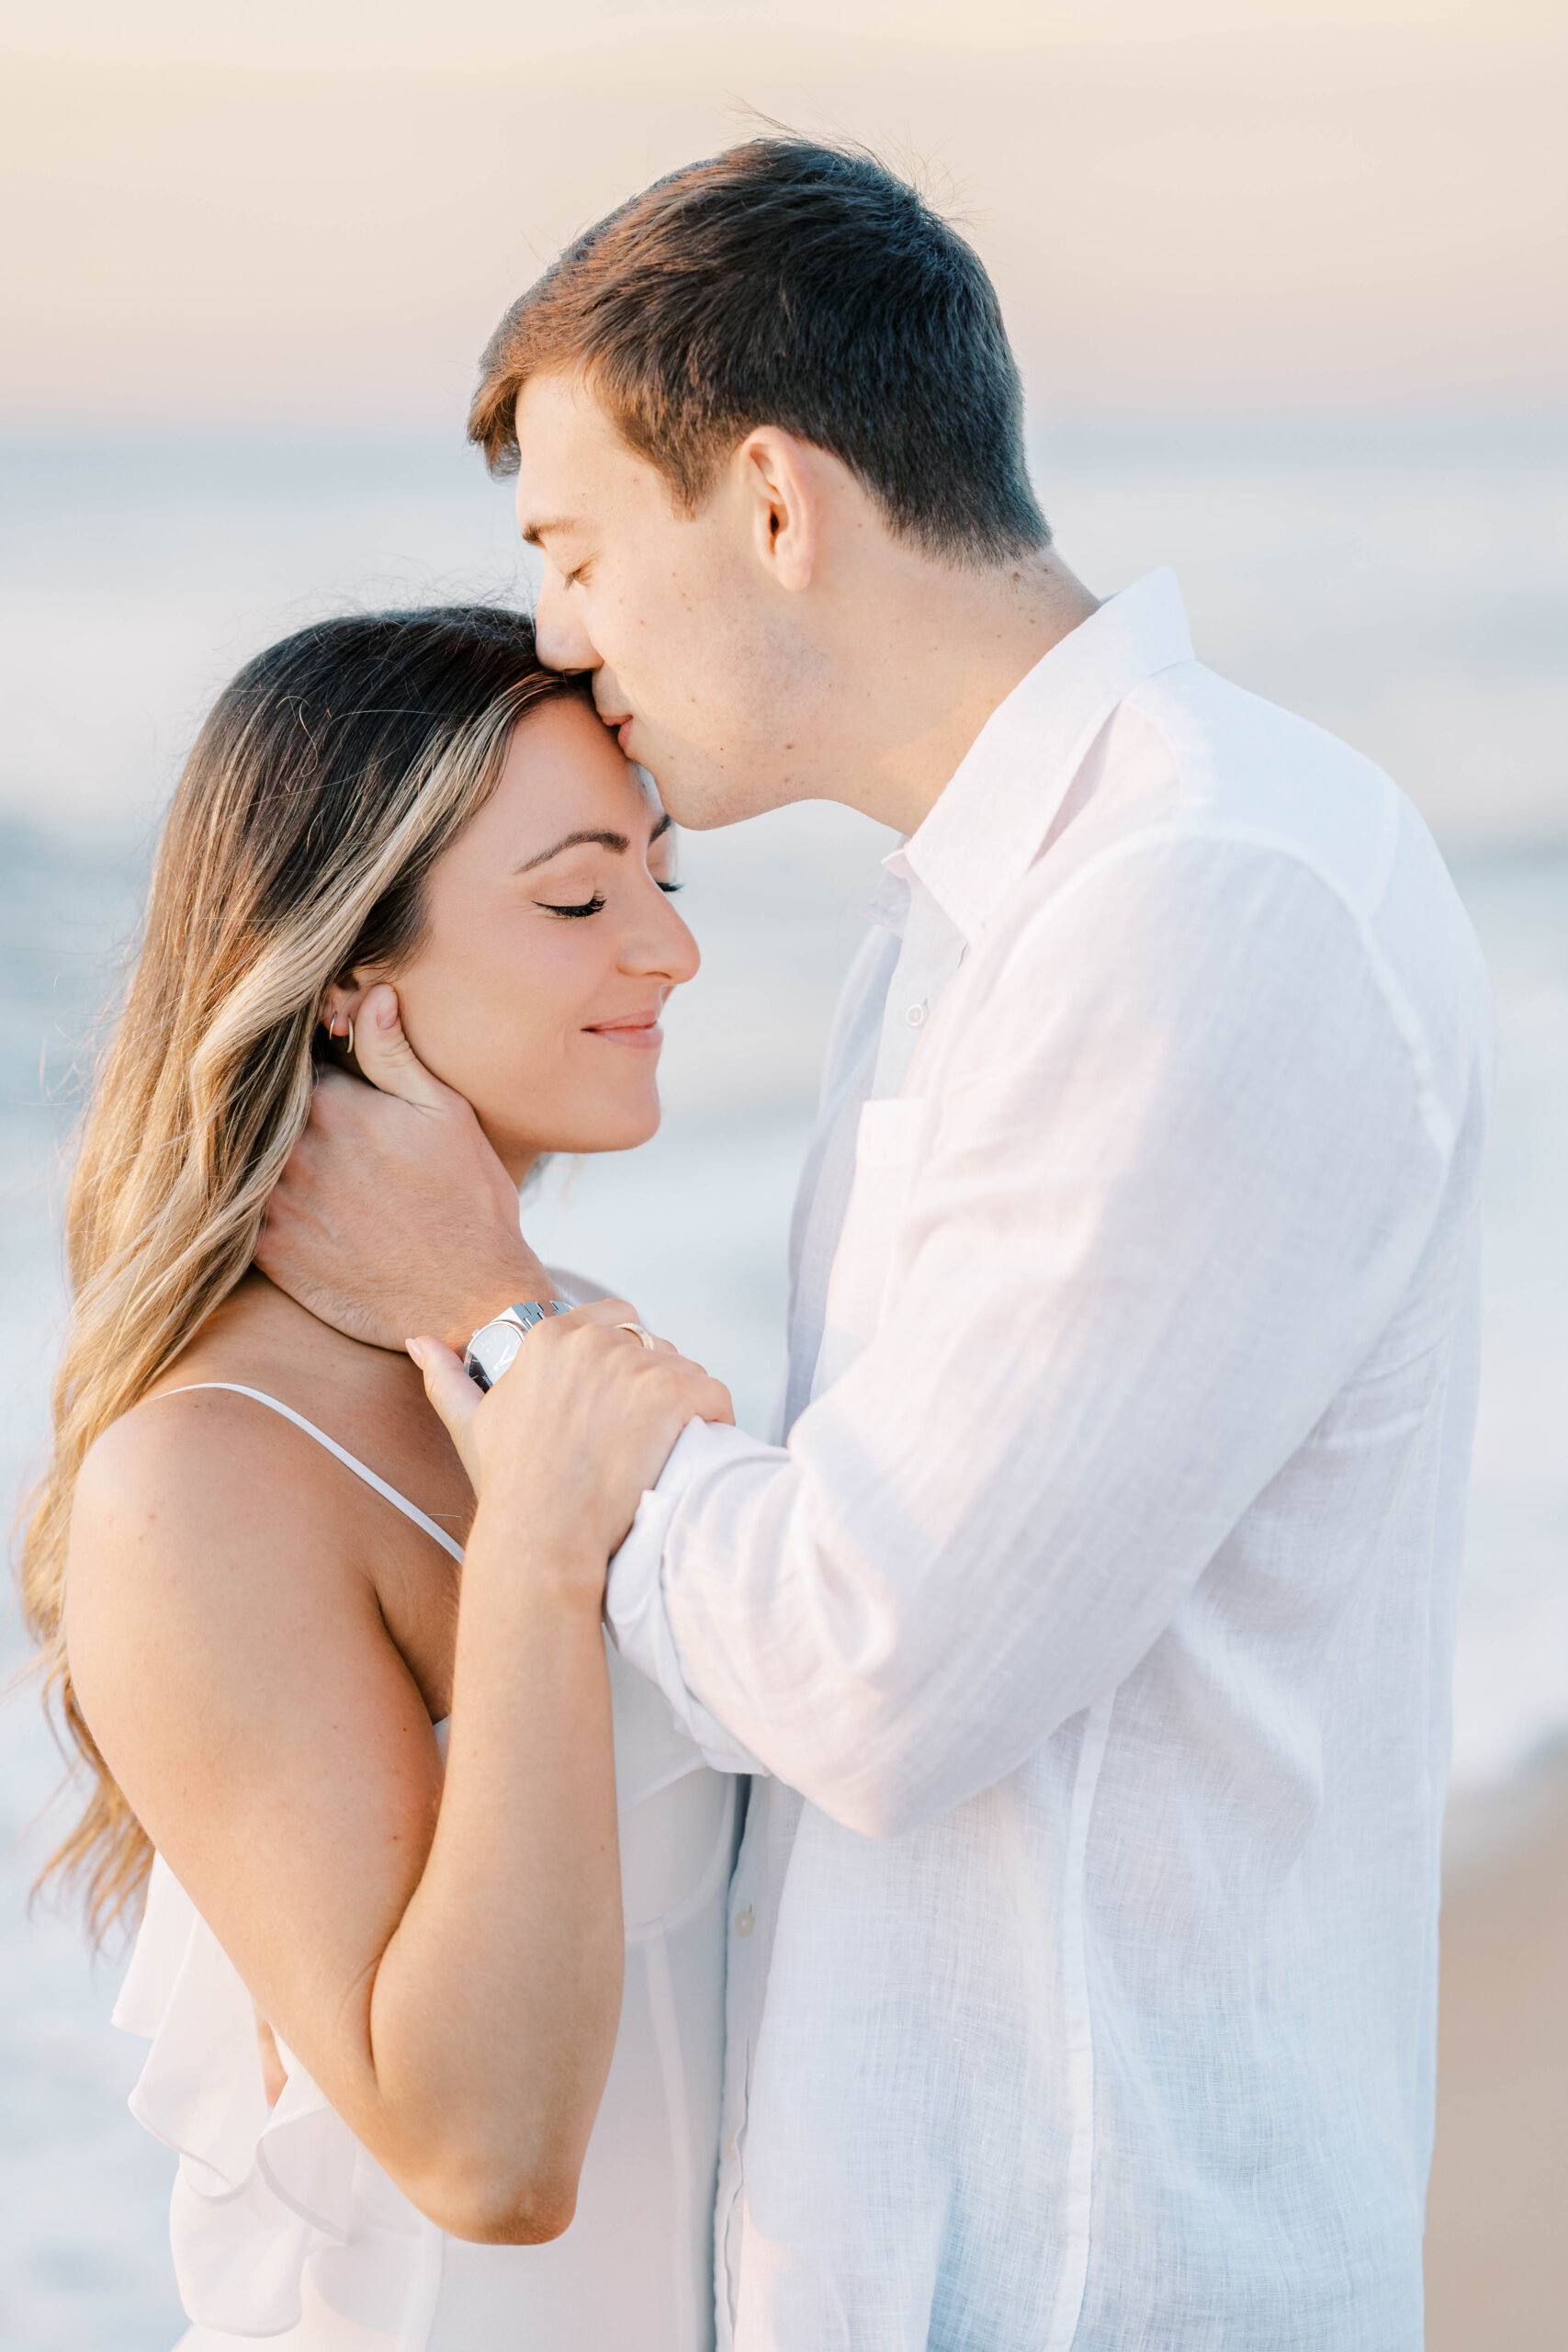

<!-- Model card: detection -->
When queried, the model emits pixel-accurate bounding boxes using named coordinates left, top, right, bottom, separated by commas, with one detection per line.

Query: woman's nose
left=625, top=888, right=701, bottom=986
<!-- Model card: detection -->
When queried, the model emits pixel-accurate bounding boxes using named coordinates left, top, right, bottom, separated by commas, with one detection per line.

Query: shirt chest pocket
left=812, top=1098, right=927, bottom=1400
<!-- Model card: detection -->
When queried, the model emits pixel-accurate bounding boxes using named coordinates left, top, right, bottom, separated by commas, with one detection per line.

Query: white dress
left=113, top=1385, right=737, bottom=2351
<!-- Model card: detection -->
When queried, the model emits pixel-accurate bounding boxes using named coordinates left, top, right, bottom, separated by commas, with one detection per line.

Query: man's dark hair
left=468, top=137, right=1050, bottom=568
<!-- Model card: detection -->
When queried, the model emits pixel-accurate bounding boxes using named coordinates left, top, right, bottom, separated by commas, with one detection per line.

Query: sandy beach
left=1426, top=1752, right=1568, bottom=2346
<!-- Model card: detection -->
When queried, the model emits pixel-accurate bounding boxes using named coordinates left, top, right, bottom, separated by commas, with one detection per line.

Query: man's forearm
left=605, top=1419, right=773, bottom=1780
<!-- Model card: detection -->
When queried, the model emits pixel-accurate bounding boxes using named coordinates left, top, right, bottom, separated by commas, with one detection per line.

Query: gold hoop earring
left=325, top=1012, right=355, bottom=1060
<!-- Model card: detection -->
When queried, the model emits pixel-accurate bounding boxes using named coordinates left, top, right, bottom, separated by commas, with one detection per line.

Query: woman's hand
left=410, top=1302, right=734, bottom=1577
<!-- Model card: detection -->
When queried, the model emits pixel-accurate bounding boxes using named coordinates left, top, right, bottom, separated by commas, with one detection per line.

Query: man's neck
left=832, top=548, right=1100, bottom=839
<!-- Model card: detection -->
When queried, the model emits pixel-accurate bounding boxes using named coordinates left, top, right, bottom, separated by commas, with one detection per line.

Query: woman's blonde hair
left=18, top=605, right=583, bottom=1940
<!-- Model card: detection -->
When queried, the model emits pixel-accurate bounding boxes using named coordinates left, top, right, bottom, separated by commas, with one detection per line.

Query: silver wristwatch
left=463, top=1299, right=572, bottom=1390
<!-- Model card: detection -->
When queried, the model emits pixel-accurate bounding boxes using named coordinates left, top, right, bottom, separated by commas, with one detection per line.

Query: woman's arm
left=67, top=1306, right=730, bottom=2244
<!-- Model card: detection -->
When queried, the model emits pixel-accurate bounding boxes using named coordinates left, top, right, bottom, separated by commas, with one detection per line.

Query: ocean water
left=0, top=427, right=1564, bottom=2345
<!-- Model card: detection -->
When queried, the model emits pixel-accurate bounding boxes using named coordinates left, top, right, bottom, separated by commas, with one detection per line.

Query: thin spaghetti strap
left=156, top=1383, right=465, bottom=1564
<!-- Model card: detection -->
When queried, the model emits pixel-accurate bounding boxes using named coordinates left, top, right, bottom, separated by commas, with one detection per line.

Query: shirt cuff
left=605, top=1418, right=769, bottom=1778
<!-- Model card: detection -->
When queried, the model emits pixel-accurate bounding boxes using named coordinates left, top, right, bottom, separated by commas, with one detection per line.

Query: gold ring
left=616, top=1321, right=657, bottom=1351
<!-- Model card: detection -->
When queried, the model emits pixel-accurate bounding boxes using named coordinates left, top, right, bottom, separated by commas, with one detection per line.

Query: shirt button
left=724, top=2134, right=739, bottom=2162
left=905, top=1001, right=927, bottom=1028
left=733, top=1906, right=755, bottom=1938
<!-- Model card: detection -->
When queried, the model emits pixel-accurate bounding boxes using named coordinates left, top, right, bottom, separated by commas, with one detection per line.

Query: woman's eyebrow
left=517, top=829, right=630, bottom=872
left=517, top=813, right=673, bottom=873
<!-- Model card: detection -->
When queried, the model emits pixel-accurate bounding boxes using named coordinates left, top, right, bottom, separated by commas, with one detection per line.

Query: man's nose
left=534, top=572, right=599, bottom=676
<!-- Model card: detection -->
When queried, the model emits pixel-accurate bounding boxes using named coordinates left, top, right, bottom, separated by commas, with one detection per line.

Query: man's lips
left=583, top=1013, right=662, bottom=1050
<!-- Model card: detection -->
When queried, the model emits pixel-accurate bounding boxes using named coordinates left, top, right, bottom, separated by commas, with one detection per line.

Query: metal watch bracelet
left=463, top=1298, right=572, bottom=1391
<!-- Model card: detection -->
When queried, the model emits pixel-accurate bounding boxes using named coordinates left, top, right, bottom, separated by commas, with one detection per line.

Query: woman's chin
left=494, top=1105, right=662, bottom=1178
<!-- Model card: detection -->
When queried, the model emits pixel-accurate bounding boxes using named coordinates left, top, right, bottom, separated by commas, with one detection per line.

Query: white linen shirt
left=606, top=571, right=1491, bottom=2351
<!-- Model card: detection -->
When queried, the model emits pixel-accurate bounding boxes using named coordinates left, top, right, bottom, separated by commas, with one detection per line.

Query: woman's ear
left=318, top=980, right=367, bottom=1067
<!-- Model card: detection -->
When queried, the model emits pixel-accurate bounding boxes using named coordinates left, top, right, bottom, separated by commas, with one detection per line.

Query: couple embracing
left=27, top=140, right=1489, bottom=2351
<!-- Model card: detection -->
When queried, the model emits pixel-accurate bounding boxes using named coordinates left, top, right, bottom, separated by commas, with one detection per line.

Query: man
left=260, top=140, right=1491, bottom=2347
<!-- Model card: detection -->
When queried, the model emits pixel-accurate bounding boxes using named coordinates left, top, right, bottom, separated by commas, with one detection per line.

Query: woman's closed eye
left=536, top=880, right=682, bottom=918
left=537, top=893, right=607, bottom=919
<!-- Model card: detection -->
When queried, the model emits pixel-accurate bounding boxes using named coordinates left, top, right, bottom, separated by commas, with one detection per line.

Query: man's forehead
left=513, top=373, right=656, bottom=537
left=514, top=373, right=613, bottom=472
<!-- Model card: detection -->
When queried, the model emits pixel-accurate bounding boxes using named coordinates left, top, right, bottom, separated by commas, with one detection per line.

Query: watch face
left=469, top=1317, right=525, bottom=1389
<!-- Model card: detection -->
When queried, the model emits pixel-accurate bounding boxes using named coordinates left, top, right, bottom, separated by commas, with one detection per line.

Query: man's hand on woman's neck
left=255, top=987, right=549, bottom=1356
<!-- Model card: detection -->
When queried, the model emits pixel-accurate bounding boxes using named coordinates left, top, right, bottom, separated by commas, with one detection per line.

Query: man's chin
left=653, top=762, right=814, bottom=832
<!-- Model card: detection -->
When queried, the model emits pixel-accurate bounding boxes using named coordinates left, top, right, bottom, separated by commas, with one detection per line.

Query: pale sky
left=3, top=0, right=1564, bottom=431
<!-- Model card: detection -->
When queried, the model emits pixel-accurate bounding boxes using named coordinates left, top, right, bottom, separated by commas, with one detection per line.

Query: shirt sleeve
left=606, top=836, right=1454, bottom=1836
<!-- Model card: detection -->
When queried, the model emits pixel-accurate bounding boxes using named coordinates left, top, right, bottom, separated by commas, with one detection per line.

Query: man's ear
left=736, top=427, right=819, bottom=594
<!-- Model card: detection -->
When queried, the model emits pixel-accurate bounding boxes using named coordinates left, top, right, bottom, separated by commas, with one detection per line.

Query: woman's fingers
left=555, top=1305, right=723, bottom=1400
left=562, top=1299, right=680, bottom=1354
left=426, top=1306, right=735, bottom=1532
left=686, top=1382, right=733, bottom=1425
left=409, top=1334, right=483, bottom=1479
left=663, top=1363, right=735, bottom=1424
left=569, top=1297, right=647, bottom=1329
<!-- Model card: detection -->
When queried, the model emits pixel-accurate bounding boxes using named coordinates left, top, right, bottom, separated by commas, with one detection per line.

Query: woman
left=20, top=606, right=738, bottom=2351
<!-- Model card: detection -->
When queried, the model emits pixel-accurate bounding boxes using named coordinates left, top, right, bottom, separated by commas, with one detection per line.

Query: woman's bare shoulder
left=71, top=1268, right=441, bottom=1581
left=73, top=1375, right=353, bottom=1560
left=70, top=1383, right=367, bottom=1634
left=66, top=1381, right=380, bottom=1718
left=65, top=1387, right=444, bottom=2030
left=67, top=1380, right=415, bottom=1849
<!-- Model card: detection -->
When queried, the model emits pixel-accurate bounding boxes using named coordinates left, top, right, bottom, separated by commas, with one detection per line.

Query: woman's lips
left=584, top=1015, right=662, bottom=1050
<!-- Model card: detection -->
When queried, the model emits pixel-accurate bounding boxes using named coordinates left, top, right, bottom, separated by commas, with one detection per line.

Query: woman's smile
left=583, top=1010, right=664, bottom=1049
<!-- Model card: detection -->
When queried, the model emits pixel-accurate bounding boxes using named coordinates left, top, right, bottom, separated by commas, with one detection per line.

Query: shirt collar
left=887, top=568, right=1194, bottom=945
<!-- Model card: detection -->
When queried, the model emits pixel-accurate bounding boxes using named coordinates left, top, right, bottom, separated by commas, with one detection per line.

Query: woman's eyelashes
left=535, top=879, right=683, bottom=918
left=536, top=893, right=607, bottom=920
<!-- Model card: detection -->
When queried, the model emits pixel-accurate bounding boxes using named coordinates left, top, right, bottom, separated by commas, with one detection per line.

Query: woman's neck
left=147, top=1269, right=464, bottom=1510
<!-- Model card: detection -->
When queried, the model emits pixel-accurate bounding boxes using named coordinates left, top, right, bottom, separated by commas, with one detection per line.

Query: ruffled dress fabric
left=116, top=1652, right=736, bottom=2350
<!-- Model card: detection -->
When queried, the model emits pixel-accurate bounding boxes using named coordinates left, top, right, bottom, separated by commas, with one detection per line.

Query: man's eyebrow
left=519, top=514, right=580, bottom=548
